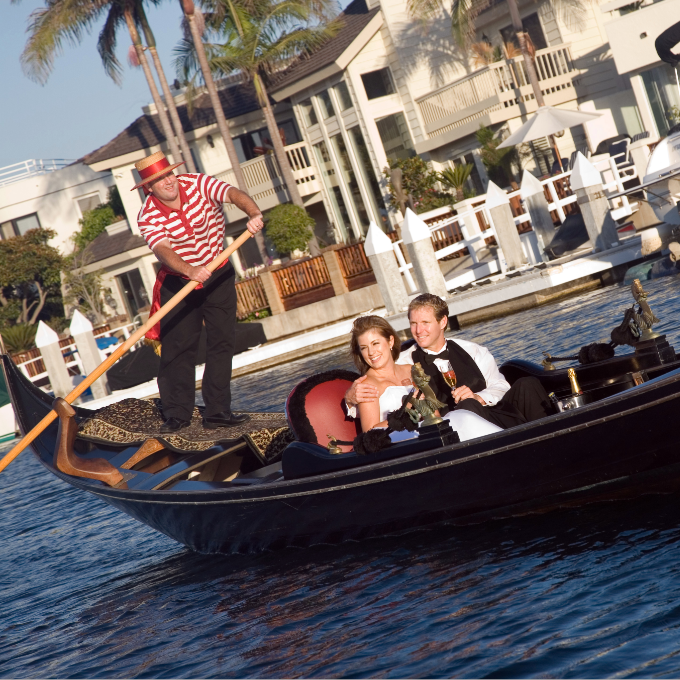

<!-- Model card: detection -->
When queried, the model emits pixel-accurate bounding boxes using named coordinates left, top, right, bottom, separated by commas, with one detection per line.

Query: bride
left=349, top=316, right=502, bottom=440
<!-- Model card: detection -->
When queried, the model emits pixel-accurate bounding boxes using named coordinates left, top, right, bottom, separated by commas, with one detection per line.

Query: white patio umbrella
left=497, top=106, right=602, bottom=171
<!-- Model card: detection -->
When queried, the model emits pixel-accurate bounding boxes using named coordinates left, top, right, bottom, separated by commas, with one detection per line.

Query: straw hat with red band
left=131, top=151, right=185, bottom=191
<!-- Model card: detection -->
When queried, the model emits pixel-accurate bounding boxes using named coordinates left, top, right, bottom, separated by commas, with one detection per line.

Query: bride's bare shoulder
left=396, top=363, right=413, bottom=381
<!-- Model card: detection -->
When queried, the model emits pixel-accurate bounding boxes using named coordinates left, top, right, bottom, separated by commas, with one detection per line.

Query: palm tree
left=136, top=5, right=197, bottom=172
left=16, top=0, right=192, bottom=171
left=180, top=0, right=247, bottom=190
left=438, top=164, right=473, bottom=202
left=180, top=0, right=271, bottom=261
left=177, top=0, right=337, bottom=211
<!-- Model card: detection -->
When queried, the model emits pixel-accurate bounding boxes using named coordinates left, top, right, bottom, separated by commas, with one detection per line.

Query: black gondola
left=5, top=312, right=680, bottom=554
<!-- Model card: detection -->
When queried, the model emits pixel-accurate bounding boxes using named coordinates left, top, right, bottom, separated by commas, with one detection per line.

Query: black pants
left=158, top=264, right=237, bottom=421
left=456, top=377, right=553, bottom=429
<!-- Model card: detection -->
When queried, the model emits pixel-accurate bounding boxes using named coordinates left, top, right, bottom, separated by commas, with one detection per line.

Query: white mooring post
left=486, top=181, right=527, bottom=270
left=364, top=221, right=410, bottom=315
left=70, top=310, right=110, bottom=399
left=520, top=170, right=554, bottom=262
left=35, top=321, right=72, bottom=398
left=570, top=152, right=621, bottom=252
left=401, top=209, right=449, bottom=299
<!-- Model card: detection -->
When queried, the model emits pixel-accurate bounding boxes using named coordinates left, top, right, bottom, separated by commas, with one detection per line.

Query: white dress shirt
left=346, top=338, right=511, bottom=418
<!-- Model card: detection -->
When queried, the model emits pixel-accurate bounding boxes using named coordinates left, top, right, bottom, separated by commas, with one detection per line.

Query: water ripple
left=2, top=276, right=680, bottom=677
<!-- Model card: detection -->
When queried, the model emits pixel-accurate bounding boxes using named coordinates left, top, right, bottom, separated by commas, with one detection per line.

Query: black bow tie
left=419, top=345, right=449, bottom=365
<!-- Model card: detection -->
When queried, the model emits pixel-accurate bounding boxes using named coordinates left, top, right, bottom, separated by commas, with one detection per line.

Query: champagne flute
left=439, top=360, right=457, bottom=389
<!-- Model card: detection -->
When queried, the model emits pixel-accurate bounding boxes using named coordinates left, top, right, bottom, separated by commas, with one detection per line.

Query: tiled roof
left=269, top=0, right=380, bottom=93
left=84, top=229, right=148, bottom=264
left=82, top=82, right=261, bottom=166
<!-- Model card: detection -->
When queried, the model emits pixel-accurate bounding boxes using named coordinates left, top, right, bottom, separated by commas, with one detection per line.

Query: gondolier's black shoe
left=160, top=417, right=191, bottom=433
left=203, top=411, right=251, bottom=429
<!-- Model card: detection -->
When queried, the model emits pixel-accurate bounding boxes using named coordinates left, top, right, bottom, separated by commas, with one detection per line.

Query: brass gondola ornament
left=326, top=434, right=343, bottom=455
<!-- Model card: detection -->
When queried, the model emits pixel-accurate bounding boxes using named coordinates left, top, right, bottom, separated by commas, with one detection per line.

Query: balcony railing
left=217, top=141, right=319, bottom=210
left=417, top=44, right=579, bottom=139
left=0, top=159, right=74, bottom=188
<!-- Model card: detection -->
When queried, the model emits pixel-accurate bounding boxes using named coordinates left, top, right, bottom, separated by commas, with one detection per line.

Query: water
left=2, top=276, right=680, bottom=678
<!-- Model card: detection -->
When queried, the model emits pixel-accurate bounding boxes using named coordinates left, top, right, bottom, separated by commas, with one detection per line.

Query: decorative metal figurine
left=403, top=363, right=446, bottom=427
left=630, top=278, right=660, bottom=341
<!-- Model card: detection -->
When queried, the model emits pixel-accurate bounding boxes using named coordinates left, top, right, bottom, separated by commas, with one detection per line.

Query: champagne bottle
left=567, top=368, right=582, bottom=395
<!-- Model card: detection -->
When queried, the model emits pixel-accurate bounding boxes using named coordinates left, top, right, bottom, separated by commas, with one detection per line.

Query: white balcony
left=416, top=44, right=580, bottom=152
left=216, top=141, right=320, bottom=214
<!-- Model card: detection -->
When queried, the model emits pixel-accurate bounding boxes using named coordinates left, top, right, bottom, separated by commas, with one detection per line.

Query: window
left=641, top=64, right=680, bottom=137
left=500, top=13, right=547, bottom=53
left=335, top=81, right=354, bottom=111
left=330, top=134, right=370, bottom=234
left=317, top=90, right=335, bottom=119
left=75, top=193, right=102, bottom=217
left=232, top=119, right=302, bottom=163
left=313, top=141, right=353, bottom=242
left=116, top=269, right=150, bottom=320
left=0, top=212, right=41, bottom=239
left=300, top=99, right=318, bottom=127
left=361, top=68, right=396, bottom=100
left=375, top=113, right=415, bottom=162
left=348, top=127, right=388, bottom=228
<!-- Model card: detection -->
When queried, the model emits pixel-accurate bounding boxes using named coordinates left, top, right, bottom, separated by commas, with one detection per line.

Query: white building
left=602, top=0, right=680, bottom=141
left=0, top=160, right=115, bottom=253
left=79, top=0, right=659, bottom=311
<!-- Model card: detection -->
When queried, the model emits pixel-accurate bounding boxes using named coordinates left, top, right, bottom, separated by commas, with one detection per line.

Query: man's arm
left=153, top=240, right=211, bottom=283
left=225, top=186, right=264, bottom=236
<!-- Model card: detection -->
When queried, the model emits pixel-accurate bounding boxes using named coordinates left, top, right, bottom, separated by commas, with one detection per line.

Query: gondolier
left=133, top=151, right=265, bottom=433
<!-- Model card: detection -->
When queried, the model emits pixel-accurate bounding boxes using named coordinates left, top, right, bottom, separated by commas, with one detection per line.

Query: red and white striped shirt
left=137, top=173, right=232, bottom=267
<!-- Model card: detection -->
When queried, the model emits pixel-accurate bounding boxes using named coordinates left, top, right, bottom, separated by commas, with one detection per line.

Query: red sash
left=145, top=259, right=229, bottom=341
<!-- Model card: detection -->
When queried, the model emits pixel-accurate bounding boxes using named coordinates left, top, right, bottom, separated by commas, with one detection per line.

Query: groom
left=345, top=294, right=553, bottom=428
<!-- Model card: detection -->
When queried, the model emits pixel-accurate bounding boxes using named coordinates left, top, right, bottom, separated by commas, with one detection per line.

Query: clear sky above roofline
left=0, top=0, right=351, bottom=170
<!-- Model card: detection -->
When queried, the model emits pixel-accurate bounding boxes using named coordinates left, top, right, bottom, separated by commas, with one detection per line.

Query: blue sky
left=1, top=1, right=351, bottom=170
left=1, top=2, right=206, bottom=168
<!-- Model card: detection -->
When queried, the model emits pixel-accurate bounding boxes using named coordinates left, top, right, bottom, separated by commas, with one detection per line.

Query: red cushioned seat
left=285, top=370, right=361, bottom=453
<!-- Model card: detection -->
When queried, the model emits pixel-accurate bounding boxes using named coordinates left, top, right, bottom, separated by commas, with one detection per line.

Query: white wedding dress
left=377, top=385, right=503, bottom=442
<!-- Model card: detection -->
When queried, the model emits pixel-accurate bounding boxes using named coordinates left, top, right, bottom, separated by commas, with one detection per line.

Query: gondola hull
left=5, top=353, right=680, bottom=554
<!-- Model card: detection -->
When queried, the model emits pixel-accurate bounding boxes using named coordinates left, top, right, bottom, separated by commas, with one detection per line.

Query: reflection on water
left=2, top=276, right=680, bottom=678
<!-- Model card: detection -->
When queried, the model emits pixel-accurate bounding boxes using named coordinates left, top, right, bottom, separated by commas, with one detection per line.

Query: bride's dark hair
left=349, top=315, right=400, bottom=374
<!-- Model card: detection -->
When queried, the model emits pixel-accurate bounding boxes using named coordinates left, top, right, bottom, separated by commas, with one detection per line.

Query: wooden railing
left=270, top=255, right=334, bottom=312
left=272, top=256, right=331, bottom=299
left=235, top=276, right=269, bottom=320
left=334, top=243, right=377, bottom=292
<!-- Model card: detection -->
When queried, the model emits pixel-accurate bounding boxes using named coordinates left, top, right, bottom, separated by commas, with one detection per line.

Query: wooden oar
left=0, top=229, right=253, bottom=474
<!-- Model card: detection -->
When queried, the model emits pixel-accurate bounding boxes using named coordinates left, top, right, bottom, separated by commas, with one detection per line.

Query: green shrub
left=1, top=324, right=37, bottom=353
left=74, top=205, right=117, bottom=250
left=383, top=156, right=445, bottom=214
left=265, top=204, right=315, bottom=255
left=239, top=308, right=271, bottom=323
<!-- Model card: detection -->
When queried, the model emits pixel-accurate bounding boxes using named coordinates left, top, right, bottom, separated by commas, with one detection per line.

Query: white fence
left=395, top=154, right=640, bottom=291
left=14, top=322, right=138, bottom=387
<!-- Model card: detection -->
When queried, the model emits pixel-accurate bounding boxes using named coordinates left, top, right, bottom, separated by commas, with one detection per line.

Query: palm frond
left=450, top=0, right=486, bottom=48
left=20, top=0, right=109, bottom=83
left=97, top=1, right=125, bottom=84
left=553, top=0, right=588, bottom=32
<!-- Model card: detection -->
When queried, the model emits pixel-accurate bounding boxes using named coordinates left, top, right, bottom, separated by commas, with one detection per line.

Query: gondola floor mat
left=77, top=398, right=289, bottom=454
